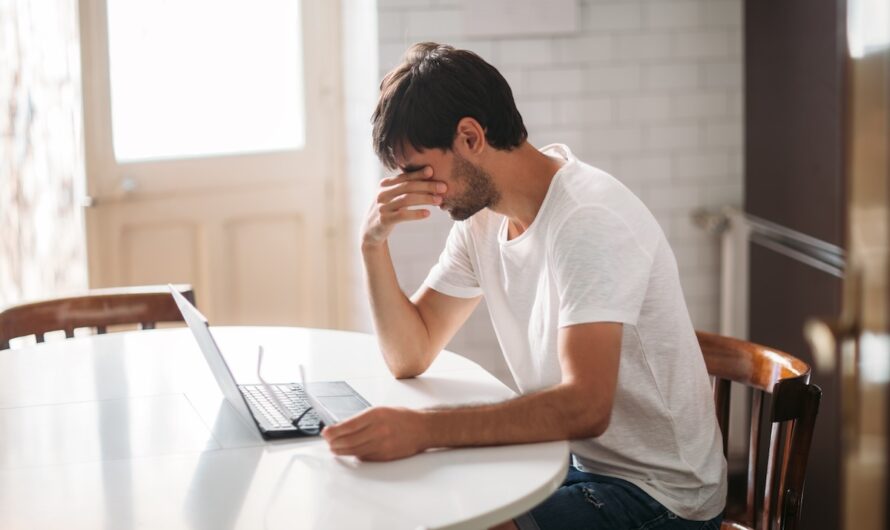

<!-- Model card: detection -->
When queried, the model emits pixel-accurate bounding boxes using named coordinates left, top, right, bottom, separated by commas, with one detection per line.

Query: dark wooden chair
left=0, top=284, right=195, bottom=350
left=697, top=331, right=822, bottom=530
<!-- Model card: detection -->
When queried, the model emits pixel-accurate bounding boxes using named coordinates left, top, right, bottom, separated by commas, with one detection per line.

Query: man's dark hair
left=372, top=42, right=528, bottom=169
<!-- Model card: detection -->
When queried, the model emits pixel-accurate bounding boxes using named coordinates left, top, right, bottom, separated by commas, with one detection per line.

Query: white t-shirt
left=423, top=144, right=727, bottom=520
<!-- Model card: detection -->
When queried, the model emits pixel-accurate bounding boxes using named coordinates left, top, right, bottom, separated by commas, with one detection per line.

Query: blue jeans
left=515, top=465, right=723, bottom=530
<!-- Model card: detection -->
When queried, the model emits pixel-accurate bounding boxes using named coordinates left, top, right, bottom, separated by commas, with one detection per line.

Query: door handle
left=804, top=269, right=864, bottom=452
left=121, top=176, right=138, bottom=193
left=806, top=317, right=861, bottom=453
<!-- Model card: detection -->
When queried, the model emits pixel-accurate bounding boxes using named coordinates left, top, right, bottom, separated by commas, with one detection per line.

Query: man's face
left=396, top=146, right=500, bottom=221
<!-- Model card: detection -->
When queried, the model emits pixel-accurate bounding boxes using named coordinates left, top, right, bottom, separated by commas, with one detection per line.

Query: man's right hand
left=359, top=164, right=479, bottom=380
left=361, top=166, right=447, bottom=248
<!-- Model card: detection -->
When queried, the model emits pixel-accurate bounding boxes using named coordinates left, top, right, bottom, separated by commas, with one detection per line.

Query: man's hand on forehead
left=361, top=165, right=447, bottom=247
left=382, top=165, right=433, bottom=184
left=378, top=165, right=446, bottom=203
left=399, top=164, right=429, bottom=176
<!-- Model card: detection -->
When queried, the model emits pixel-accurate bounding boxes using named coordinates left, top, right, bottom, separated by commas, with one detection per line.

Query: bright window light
left=849, top=0, right=890, bottom=58
left=106, top=0, right=305, bottom=162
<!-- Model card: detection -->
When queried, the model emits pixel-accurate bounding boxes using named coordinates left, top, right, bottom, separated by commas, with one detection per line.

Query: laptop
left=169, top=286, right=371, bottom=439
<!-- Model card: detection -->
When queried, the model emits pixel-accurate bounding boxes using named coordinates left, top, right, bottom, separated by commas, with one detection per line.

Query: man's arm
left=361, top=165, right=480, bottom=378
left=363, top=245, right=480, bottom=378
left=322, top=321, right=622, bottom=461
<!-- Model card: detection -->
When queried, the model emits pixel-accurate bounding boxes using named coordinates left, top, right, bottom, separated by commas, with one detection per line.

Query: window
left=106, top=0, right=305, bottom=162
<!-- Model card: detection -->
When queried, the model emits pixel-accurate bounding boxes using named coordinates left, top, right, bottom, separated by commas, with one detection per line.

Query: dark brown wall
left=745, top=0, right=847, bottom=528
left=745, top=0, right=847, bottom=247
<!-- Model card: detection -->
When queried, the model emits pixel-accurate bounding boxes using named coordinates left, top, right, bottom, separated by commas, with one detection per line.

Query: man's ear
left=454, top=117, right=487, bottom=157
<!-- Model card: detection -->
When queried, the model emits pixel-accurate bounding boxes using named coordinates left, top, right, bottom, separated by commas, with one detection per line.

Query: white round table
left=0, top=327, right=568, bottom=530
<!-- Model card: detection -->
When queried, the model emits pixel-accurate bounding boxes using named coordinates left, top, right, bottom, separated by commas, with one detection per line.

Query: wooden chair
left=0, top=284, right=195, bottom=350
left=697, top=331, right=822, bottom=530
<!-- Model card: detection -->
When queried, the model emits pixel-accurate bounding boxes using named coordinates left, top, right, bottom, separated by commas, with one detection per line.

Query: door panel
left=224, top=215, right=309, bottom=325
left=121, top=224, right=199, bottom=285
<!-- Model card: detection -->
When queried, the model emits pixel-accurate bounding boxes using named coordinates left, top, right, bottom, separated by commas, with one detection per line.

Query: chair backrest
left=697, top=331, right=822, bottom=530
left=0, top=284, right=195, bottom=350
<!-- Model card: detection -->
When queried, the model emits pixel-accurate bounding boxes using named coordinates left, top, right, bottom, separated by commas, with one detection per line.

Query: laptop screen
left=169, top=286, right=258, bottom=432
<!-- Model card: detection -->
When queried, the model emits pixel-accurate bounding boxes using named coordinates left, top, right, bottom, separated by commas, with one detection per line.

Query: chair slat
left=762, top=422, right=782, bottom=529
left=772, top=378, right=822, bottom=530
left=746, top=389, right=763, bottom=527
left=714, top=378, right=731, bottom=458
left=773, top=422, right=794, bottom=530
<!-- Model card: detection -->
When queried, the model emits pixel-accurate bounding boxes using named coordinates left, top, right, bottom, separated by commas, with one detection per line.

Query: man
left=322, top=42, right=726, bottom=529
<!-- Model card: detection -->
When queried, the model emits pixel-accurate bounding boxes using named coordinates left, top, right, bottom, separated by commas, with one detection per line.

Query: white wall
left=372, top=0, right=744, bottom=386
left=341, top=0, right=380, bottom=332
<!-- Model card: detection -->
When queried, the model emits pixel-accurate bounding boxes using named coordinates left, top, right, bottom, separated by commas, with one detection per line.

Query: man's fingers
left=323, top=414, right=372, bottom=442
left=356, top=452, right=389, bottom=462
left=323, top=407, right=421, bottom=462
left=323, top=416, right=370, bottom=442
left=328, top=428, right=379, bottom=454
left=363, top=167, right=437, bottom=246
left=383, top=208, right=430, bottom=223
left=323, top=422, right=367, bottom=442
left=376, top=192, right=438, bottom=223
left=403, top=165, right=434, bottom=181
left=377, top=179, right=446, bottom=205
left=387, top=192, right=442, bottom=211
left=380, top=165, right=433, bottom=186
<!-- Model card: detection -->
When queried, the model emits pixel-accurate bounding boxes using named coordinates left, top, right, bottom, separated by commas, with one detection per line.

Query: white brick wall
left=374, top=0, right=743, bottom=386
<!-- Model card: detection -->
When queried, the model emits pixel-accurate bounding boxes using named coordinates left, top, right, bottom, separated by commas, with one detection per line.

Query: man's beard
left=444, top=153, right=500, bottom=221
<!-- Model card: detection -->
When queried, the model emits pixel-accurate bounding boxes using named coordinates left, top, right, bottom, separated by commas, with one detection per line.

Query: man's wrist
left=361, top=237, right=387, bottom=254
left=413, top=409, right=438, bottom=450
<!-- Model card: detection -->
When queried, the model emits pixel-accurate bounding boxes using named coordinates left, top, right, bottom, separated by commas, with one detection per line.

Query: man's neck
left=486, top=142, right=565, bottom=238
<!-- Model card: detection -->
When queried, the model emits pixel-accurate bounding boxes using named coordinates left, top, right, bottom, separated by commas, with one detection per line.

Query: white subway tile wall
left=375, top=0, right=743, bottom=385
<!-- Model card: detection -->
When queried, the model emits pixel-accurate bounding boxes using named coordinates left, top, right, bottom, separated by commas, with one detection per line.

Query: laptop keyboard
left=241, top=383, right=319, bottom=430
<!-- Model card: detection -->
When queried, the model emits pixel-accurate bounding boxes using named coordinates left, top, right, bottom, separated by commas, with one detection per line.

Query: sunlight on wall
left=0, top=0, right=87, bottom=308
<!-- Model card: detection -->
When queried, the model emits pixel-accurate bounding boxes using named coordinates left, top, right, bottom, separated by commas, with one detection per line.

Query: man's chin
left=442, top=201, right=485, bottom=221
left=446, top=208, right=473, bottom=221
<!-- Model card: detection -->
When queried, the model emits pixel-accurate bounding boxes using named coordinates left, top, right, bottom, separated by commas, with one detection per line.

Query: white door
left=78, top=0, right=348, bottom=327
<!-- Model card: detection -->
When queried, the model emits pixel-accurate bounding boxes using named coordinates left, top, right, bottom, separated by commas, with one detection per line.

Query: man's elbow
left=389, top=365, right=426, bottom=379
left=569, top=398, right=613, bottom=439
left=582, top=412, right=611, bottom=438
left=384, top=352, right=434, bottom=379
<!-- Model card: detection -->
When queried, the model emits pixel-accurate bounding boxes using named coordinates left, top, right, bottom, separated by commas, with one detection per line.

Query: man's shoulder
left=544, top=163, right=664, bottom=255
left=543, top=163, right=633, bottom=228
left=552, top=159, right=629, bottom=204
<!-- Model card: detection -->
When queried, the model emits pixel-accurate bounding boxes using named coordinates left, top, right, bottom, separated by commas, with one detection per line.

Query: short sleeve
left=423, top=222, right=483, bottom=298
left=552, top=206, right=654, bottom=327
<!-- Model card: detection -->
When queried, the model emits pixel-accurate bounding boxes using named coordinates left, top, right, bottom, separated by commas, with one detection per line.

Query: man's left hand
left=321, top=406, right=429, bottom=461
